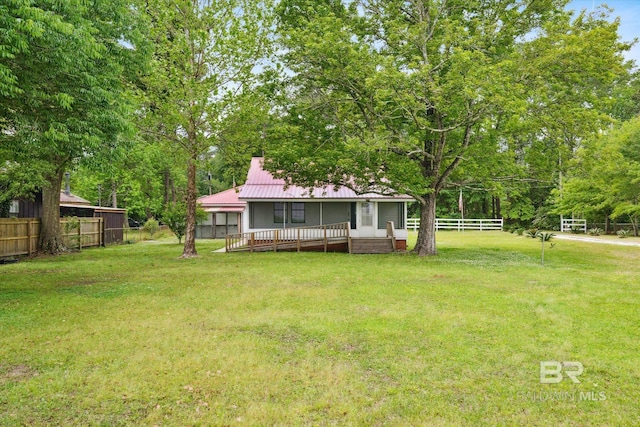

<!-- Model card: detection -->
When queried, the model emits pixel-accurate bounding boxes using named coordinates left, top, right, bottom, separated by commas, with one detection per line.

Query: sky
left=568, top=0, right=640, bottom=66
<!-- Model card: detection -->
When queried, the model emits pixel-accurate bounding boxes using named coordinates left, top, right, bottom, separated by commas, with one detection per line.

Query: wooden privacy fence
left=0, top=218, right=103, bottom=257
left=406, top=218, right=504, bottom=231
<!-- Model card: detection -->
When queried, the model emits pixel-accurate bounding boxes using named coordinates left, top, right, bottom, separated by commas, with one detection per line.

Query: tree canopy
left=0, top=0, right=145, bottom=253
left=267, top=0, right=630, bottom=255
left=140, top=0, right=272, bottom=257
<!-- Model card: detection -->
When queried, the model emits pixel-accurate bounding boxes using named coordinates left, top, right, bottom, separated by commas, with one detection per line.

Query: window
left=9, top=200, right=19, bottom=215
left=291, top=202, right=305, bottom=223
left=274, top=202, right=285, bottom=224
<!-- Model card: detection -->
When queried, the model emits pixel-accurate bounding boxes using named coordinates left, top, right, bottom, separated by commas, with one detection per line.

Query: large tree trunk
left=39, top=169, right=67, bottom=254
left=413, top=192, right=438, bottom=256
left=181, top=156, right=198, bottom=258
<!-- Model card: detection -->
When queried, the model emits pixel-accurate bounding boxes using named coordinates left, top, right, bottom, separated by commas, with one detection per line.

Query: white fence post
left=561, top=219, right=587, bottom=233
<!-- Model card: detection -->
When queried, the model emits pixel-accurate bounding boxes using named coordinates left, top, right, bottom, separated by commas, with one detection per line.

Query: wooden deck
left=225, top=222, right=399, bottom=254
left=226, top=222, right=350, bottom=253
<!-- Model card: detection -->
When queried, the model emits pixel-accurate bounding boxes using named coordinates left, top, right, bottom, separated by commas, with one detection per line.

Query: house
left=229, top=157, right=413, bottom=253
left=196, top=186, right=245, bottom=238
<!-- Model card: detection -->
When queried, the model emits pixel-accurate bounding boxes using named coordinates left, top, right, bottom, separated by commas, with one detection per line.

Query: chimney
left=64, top=172, right=71, bottom=195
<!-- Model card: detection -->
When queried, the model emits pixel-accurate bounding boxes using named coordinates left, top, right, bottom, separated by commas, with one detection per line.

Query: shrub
left=588, top=227, right=603, bottom=236
left=143, top=218, right=160, bottom=239
left=617, top=229, right=632, bottom=238
left=525, top=228, right=539, bottom=238
left=570, top=226, right=583, bottom=234
left=162, top=203, right=187, bottom=244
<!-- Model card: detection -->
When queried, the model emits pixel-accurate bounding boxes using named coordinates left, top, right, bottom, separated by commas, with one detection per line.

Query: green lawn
left=1, top=232, right=639, bottom=426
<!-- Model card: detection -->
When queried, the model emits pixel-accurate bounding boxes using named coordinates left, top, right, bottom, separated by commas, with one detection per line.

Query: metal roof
left=197, top=186, right=246, bottom=207
left=60, top=191, right=91, bottom=205
left=239, top=158, right=413, bottom=201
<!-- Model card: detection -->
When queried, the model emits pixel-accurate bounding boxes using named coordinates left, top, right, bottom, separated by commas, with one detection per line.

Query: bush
left=143, top=218, right=160, bottom=239
left=525, top=228, right=539, bottom=238
left=588, top=227, right=603, bottom=236
left=617, top=229, right=632, bottom=238
left=570, top=226, right=583, bottom=234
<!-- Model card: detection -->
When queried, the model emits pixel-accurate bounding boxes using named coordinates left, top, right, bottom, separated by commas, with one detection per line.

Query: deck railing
left=226, top=222, right=350, bottom=252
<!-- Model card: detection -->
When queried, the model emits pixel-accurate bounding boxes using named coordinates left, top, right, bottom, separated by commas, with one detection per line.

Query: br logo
left=540, top=361, right=584, bottom=384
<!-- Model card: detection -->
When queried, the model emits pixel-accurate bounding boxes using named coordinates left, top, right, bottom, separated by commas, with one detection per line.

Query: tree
left=162, top=202, right=207, bottom=243
left=559, top=117, right=640, bottom=236
left=162, top=202, right=187, bottom=243
left=0, top=0, right=143, bottom=253
left=141, top=0, right=272, bottom=258
left=269, top=0, right=630, bottom=255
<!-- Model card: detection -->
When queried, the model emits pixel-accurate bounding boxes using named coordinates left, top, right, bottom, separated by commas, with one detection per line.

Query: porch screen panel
left=322, top=202, right=349, bottom=225
left=378, top=202, right=404, bottom=229
left=274, top=202, right=285, bottom=224
left=227, top=213, right=238, bottom=225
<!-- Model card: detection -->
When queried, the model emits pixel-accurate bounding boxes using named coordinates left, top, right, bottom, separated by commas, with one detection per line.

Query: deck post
left=250, top=232, right=255, bottom=252
left=78, top=220, right=83, bottom=250
left=297, top=228, right=301, bottom=252
left=323, top=227, right=327, bottom=252
left=274, top=229, right=278, bottom=252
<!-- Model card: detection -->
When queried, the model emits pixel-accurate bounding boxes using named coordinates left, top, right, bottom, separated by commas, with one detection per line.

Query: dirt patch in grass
left=0, top=364, right=38, bottom=383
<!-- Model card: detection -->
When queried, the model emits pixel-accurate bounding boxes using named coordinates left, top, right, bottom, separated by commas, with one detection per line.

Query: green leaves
left=140, top=0, right=274, bottom=256
left=269, top=0, right=631, bottom=255
left=560, top=116, right=640, bottom=233
left=0, top=0, right=145, bottom=252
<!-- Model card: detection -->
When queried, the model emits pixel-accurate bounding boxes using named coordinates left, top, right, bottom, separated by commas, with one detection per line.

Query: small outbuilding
left=6, top=190, right=126, bottom=245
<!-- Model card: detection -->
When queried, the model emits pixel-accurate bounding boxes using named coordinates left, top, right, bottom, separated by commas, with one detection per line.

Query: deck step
left=350, top=238, right=395, bottom=254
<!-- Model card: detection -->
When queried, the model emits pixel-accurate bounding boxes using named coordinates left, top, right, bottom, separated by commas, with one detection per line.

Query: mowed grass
left=1, top=232, right=639, bottom=426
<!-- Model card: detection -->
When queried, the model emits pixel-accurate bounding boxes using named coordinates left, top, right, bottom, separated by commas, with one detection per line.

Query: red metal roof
left=239, top=158, right=413, bottom=201
left=197, top=186, right=246, bottom=208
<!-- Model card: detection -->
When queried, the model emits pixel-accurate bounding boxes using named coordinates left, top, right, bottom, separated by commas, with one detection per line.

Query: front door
left=359, top=202, right=375, bottom=237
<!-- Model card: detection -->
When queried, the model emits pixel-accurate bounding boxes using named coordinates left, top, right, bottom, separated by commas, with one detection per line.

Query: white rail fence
left=561, top=218, right=587, bottom=233
left=407, top=218, right=503, bottom=231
